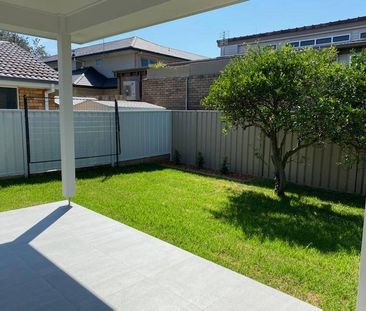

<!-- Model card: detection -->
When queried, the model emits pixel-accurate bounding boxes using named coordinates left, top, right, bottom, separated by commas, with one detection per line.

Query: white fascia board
left=0, top=79, right=58, bottom=90
left=0, top=2, right=59, bottom=39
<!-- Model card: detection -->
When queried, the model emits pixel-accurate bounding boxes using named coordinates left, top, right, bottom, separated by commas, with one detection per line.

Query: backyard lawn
left=0, top=164, right=364, bottom=310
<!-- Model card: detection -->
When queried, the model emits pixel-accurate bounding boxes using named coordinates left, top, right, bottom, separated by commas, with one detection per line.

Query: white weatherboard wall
left=0, top=110, right=171, bottom=177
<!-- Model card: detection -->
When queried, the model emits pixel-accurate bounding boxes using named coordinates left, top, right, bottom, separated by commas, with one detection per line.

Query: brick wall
left=187, top=75, right=218, bottom=110
left=142, top=74, right=217, bottom=110
left=18, top=88, right=58, bottom=110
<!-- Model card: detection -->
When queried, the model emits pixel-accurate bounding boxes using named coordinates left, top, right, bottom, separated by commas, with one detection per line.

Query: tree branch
left=282, top=139, right=318, bottom=166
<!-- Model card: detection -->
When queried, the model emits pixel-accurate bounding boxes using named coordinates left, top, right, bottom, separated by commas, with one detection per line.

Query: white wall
left=82, top=52, right=136, bottom=78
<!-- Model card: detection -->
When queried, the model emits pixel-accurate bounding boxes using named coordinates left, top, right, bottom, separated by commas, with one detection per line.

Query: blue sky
left=34, top=0, right=366, bottom=58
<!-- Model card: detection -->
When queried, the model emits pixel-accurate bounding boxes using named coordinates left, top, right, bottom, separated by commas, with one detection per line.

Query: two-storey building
left=44, top=36, right=206, bottom=100
left=217, top=16, right=366, bottom=63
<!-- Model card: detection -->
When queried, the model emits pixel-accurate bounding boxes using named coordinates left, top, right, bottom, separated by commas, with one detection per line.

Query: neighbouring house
left=0, top=41, right=58, bottom=110
left=143, top=16, right=366, bottom=110
left=44, top=36, right=207, bottom=100
left=218, top=16, right=366, bottom=63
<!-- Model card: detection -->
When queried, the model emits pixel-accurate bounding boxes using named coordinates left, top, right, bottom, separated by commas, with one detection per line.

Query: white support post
left=357, top=203, right=366, bottom=310
left=57, top=17, right=75, bottom=201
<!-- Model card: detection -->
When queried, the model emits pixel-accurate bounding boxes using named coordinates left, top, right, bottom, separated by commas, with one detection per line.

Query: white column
left=57, top=17, right=75, bottom=200
left=357, top=203, right=366, bottom=310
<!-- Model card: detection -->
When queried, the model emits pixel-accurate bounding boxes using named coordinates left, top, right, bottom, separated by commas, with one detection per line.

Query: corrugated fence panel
left=0, top=110, right=25, bottom=177
left=171, top=111, right=366, bottom=195
left=0, top=110, right=171, bottom=177
left=120, top=111, right=171, bottom=161
left=172, top=111, right=196, bottom=165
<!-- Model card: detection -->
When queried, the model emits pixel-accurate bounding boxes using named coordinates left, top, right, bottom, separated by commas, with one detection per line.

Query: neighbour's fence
left=172, top=111, right=366, bottom=195
left=0, top=108, right=171, bottom=178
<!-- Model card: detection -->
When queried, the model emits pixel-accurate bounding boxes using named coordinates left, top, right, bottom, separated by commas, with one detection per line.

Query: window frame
left=315, top=37, right=332, bottom=46
left=360, top=32, right=366, bottom=40
left=300, top=39, right=315, bottom=47
left=0, top=86, right=19, bottom=110
left=288, top=41, right=300, bottom=48
left=332, top=34, right=351, bottom=43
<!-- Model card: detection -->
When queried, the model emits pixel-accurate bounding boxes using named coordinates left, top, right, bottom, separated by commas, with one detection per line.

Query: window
left=237, top=44, right=245, bottom=54
left=289, top=42, right=299, bottom=48
left=316, top=37, right=332, bottom=45
left=361, top=32, right=366, bottom=40
left=141, top=58, right=157, bottom=67
left=0, top=87, right=17, bottom=109
left=95, top=59, right=102, bottom=66
left=333, top=35, right=350, bottom=43
left=300, top=39, right=315, bottom=47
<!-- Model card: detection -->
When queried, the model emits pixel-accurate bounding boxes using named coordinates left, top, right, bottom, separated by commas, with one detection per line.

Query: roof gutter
left=0, top=78, right=59, bottom=89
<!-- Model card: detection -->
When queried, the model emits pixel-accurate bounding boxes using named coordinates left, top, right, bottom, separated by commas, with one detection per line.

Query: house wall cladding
left=142, top=74, right=217, bottom=110
left=0, top=110, right=171, bottom=177
left=172, top=111, right=366, bottom=195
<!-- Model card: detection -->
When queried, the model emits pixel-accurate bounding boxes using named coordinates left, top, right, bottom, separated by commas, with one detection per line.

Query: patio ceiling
left=0, top=0, right=245, bottom=43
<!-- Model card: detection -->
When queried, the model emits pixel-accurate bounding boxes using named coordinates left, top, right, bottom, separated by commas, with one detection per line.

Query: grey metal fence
left=172, top=111, right=366, bottom=195
left=0, top=109, right=171, bottom=178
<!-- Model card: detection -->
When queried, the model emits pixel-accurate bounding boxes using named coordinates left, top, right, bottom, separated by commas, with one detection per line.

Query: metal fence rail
left=172, top=111, right=366, bottom=195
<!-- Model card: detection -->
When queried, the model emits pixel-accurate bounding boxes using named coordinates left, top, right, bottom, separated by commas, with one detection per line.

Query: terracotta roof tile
left=0, top=41, right=58, bottom=82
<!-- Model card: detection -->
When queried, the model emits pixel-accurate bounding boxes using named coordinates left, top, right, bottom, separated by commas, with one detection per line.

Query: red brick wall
left=18, top=88, right=58, bottom=110
left=18, top=88, right=45, bottom=110
left=141, top=74, right=217, bottom=110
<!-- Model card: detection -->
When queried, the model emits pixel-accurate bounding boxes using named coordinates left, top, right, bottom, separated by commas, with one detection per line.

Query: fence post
left=23, top=95, right=31, bottom=177
left=114, top=99, right=121, bottom=167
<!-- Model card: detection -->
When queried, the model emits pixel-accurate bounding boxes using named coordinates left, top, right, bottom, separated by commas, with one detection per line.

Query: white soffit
left=0, top=0, right=246, bottom=43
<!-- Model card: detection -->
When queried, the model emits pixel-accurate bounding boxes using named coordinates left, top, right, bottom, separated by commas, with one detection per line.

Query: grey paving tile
left=0, top=277, right=65, bottom=311
left=103, top=278, right=193, bottom=311
left=31, top=297, right=77, bottom=311
left=42, top=269, right=111, bottom=309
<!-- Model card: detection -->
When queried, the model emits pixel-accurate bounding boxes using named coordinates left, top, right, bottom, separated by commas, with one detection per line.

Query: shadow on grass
left=168, top=164, right=365, bottom=209
left=211, top=189, right=364, bottom=253
left=0, top=164, right=166, bottom=189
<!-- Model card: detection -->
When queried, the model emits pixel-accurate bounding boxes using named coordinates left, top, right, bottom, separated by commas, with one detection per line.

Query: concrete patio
left=0, top=202, right=320, bottom=311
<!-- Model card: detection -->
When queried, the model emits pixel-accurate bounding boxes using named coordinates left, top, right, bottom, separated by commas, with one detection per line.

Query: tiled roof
left=72, top=67, right=117, bottom=89
left=218, top=16, right=366, bottom=45
left=44, top=37, right=207, bottom=63
left=0, top=41, right=58, bottom=82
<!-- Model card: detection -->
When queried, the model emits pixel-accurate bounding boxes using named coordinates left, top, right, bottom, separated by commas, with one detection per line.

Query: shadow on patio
left=0, top=204, right=112, bottom=310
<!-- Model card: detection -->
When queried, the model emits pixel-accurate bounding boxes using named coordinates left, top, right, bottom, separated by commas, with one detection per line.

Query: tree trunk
left=274, top=163, right=287, bottom=196
left=270, top=138, right=287, bottom=196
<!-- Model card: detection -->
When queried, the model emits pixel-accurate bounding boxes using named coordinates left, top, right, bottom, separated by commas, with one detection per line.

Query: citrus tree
left=329, top=49, right=366, bottom=163
left=203, top=45, right=341, bottom=195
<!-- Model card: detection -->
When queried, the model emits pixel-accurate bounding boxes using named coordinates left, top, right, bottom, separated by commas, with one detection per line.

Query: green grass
left=0, top=164, right=364, bottom=310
